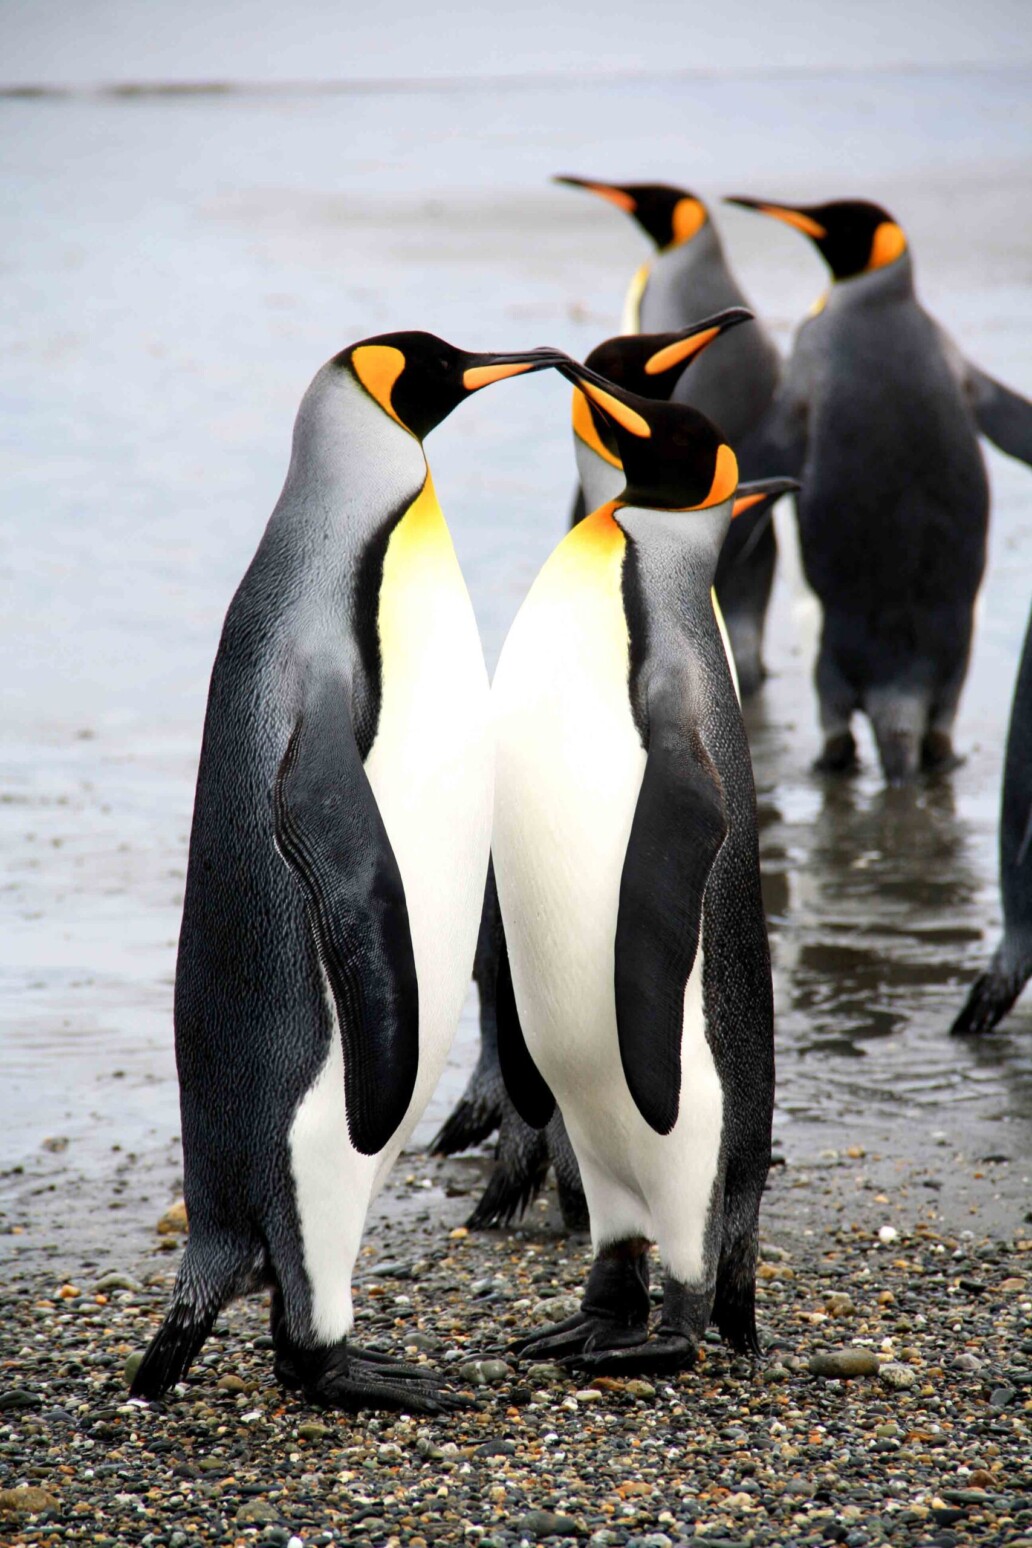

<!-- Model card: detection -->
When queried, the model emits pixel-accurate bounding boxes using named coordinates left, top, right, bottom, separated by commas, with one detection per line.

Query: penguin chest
left=492, top=510, right=646, bottom=1088
left=362, top=478, right=492, bottom=1107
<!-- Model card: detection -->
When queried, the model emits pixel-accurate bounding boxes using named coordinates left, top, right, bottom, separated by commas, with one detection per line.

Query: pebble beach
left=2, top=1146, right=1031, bottom=1547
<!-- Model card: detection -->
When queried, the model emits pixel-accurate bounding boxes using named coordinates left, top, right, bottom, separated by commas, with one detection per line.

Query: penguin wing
left=615, top=709, right=728, bottom=1135
left=274, top=669, right=419, bottom=1157
left=966, top=363, right=1032, bottom=468
left=495, top=905, right=556, bottom=1130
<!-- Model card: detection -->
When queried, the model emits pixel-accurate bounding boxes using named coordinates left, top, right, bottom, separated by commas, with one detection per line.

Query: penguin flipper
left=966, top=363, right=1032, bottom=467
left=615, top=721, right=727, bottom=1134
left=274, top=671, right=419, bottom=1157
left=495, top=914, right=556, bottom=1131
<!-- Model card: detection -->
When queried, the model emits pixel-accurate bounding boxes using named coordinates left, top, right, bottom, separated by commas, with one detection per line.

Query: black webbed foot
left=564, top=1275, right=713, bottom=1377
left=814, top=731, right=858, bottom=774
left=277, top=1340, right=466, bottom=1415
left=510, top=1239, right=651, bottom=1365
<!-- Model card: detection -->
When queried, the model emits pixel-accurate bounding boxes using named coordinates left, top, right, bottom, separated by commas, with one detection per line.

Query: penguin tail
left=866, top=691, right=927, bottom=786
left=712, top=1228, right=761, bottom=1356
left=130, top=1239, right=249, bottom=1401
left=951, top=940, right=1032, bottom=1036
left=466, top=1109, right=549, bottom=1229
left=548, top=1112, right=589, bottom=1233
left=429, top=1078, right=503, bottom=1157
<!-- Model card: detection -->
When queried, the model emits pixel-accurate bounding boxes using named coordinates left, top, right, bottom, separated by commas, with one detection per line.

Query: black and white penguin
left=727, top=195, right=1032, bottom=781
left=952, top=600, right=1032, bottom=1035
left=131, top=331, right=562, bottom=1413
left=433, top=312, right=783, bottom=1234
left=555, top=176, right=785, bottom=692
left=492, top=362, right=784, bottom=1372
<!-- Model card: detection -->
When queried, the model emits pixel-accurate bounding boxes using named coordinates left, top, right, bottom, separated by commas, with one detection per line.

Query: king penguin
left=491, top=360, right=785, bottom=1373
left=433, top=313, right=792, bottom=1237
left=952, top=598, right=1032, bottom=1035
left=727, top=195, right=1032, bottom=782
left=556, top=176, right=785, bottom=692
left=131, top=331, right=562, bottom=1413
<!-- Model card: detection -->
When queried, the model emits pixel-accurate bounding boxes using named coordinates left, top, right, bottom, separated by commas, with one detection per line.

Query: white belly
left=289, top=477, right=492, bottom=1340
left=492, top=510, right=724, bottom=1285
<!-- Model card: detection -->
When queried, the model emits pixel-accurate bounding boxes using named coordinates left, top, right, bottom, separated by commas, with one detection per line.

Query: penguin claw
left=510, top=1314, right=648, bottom=1365
left=565, top=1332, right=699, bottom=1377
left=307, top=1364, right=467, bottom=1415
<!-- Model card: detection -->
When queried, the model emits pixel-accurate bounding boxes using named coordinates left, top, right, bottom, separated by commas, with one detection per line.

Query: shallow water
left=2, top=71, right=1031, bottom=1246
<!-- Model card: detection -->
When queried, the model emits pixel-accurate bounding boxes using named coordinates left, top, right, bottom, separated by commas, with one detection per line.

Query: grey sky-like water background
left=2, top=0, right=1032, bottom=1263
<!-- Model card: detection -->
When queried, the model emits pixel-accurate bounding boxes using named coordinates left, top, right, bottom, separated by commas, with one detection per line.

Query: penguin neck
left=640, top=220, right=740, bottom=321
left=574, top=434, right=624, bottom=514
left=279, top=365, right=428, bottom=538
left=659, top=214, right=720, bottom=264
left=615, top=501, right=730, bottom=615
left=827, top=250, right=915, bottom=309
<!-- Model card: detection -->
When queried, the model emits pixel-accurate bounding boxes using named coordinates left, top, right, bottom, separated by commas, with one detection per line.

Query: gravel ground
left=2, top=1151, right=1031, bottom=1548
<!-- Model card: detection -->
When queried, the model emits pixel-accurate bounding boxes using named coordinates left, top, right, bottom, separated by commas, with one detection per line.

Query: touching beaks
left=461, top=347, right=565, bottom=393
left=643, top=307, right=753, bottom=376
left=731, top=476, right=800, bottom=519
left=554, top=356, right=654, bottom=438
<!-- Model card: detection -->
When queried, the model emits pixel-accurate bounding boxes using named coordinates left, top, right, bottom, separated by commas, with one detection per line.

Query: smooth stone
left=0, top=1486, right=59, bottom=1515
left=298, top=1421, right=329, bottom=1440
left=216, top=1374, right=248, bottom=1394
left=519, top=1509, right=582, bottom=1538
left=236, top=1500, right=278, bottom=1524
left=123, top=1350, right=146, bottom=1385
left=808, top=1350, right=879, bottom=1378
left=0, top=1390, right=41, bottom=1412
left=156, top=1200, right=188, bottom=1235
left=94, top=1272, right=142, bottom=1293
left=525, top=1363, right=567, bottom=1383
left=878, top=1362, right=917, bottom=1390
left=457, top=1359, right=513, bottom=1385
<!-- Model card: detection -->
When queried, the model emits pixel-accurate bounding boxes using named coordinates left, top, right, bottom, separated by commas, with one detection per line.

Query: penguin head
left=572, top=308, right=753, bottom=469
left=340, top=331, right=565, bottom=440
left=554, top=175, right=708, bottom=251
left=725, top=196, right=907, bottom=281
left=558, top=358, right=738, bottom=514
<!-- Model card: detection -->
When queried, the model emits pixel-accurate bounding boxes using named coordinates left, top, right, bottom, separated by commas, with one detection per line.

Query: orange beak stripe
left=462, top=361, right=535, bottom=391
left=645, top=326, right=719, bottom=376
left=868, top=220, right=907, bottom=270
left=731, top=490, right=765, bottom=519
left=582, top=183, right=637, bottom=213
left=581, top=380, right=652, bottom=438
left=758, top=204, right=827, bottom=239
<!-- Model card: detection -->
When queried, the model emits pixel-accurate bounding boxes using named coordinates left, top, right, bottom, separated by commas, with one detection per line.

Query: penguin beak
left=724, top=197, right=827, bottom=239
left=643, top=307, right=753, bottom=376
left=553, top=358, right=654, bottom=438
left=460, top=347, right=567, bottom=393
left=553, top=175, right=637, bottom=214
left=731, top=476, right=800, bottom=519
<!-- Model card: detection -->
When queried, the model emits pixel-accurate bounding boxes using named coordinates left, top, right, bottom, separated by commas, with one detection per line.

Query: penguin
left=555, top=176, right=784, bottom=693
left=433, top=312, right=786, bottom=1236
left=492, top=360, right=787, bottom=1372
left=130, top=331, right=563, bottom=1413
left=952, top=599, right=1032, bottom=1035
left=726, top=195, right=1032, bottom=782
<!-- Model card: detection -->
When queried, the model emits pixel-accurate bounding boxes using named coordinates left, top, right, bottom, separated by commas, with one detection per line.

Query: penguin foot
left=276, top=1341, right=467, bottom=1415
left=510, top=1240, right=652, bottom=1363
left=565, top=1330, right=698, bottom=1377
left=921, top=729, right=963, bottom=775
left=814, top=731, right=858, bottom=774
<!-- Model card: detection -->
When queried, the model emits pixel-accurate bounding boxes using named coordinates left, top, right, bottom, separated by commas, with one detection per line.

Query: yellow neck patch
left=547, top=500, right=626, bottom=584
left=377, top=471, right=457, bottom=656
left=572, top=388, right=622, bottom=469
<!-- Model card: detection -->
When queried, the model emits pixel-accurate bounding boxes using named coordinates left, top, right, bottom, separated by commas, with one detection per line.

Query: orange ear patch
left=645, top=326, right=719, bottom=375
left=759, top=204, right=827, bottom=239
left=698, top=443, right=739, bottom=509
left=571, top=387, right=622, bottom=468
left=670, top=197, right=706, bottom=246
left=352, top=344, right=407, bottom=427
left=462, top=361, right=535, bottom=390
left=581, top=380, right=652, bottom=438
left=868, top=220, right=907, bottom=270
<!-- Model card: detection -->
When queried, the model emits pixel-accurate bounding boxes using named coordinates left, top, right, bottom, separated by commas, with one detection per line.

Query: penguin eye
left=437, top=355, right=451, bottom=374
